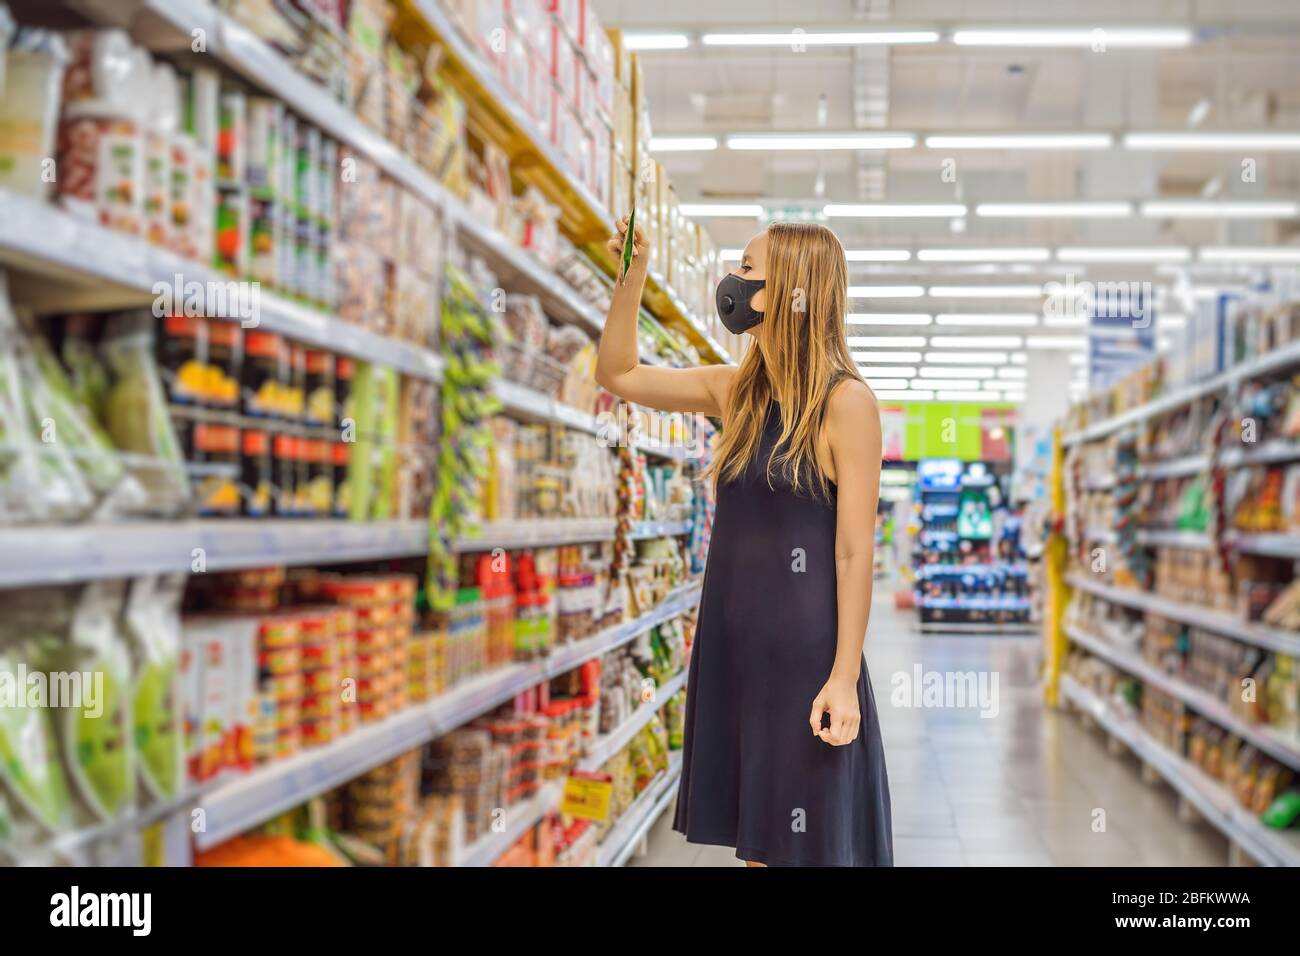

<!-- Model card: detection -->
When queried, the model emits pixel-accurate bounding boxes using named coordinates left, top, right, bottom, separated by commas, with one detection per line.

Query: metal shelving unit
left=1065, top=624, right=1300, bottom=769
left=457, top=782, right=565, bottom=868
left=1067, top=574, right=1300, bottom=656
left=1060, top=675, right=1300, bottom=867
left=1063, top=339, right=1300, bottom=447
left=578, top=669, right=688, bottom=772
left=596, top=751, right=684, bottom=868
left=196, top=582, right=701, bottom=850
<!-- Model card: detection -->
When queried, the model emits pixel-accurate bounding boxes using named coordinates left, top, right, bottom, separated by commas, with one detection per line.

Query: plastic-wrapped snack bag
left=101, top=311, right=191, bottom=515
left=124, top=575, right=185, bottom=803
left=0, top=588, right=74, bottom=852
left=37, top=581, right=135, bottom=825
left=0, top=274, right=48, bottom=522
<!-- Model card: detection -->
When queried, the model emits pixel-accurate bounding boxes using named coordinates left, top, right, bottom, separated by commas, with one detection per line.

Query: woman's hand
left=606, top=215, right=650, bottom=271
left=809, top=676, right=861, bottom=746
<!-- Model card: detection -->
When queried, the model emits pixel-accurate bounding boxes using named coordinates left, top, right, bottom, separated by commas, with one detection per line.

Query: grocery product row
left=0, top=0, right=738, bottom=362
left=1, top=533, right=700, bottom=864
left=1052, top=283, right=1300, bottom=864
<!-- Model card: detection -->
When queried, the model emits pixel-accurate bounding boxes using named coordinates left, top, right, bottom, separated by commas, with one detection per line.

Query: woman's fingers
left=809, top=695, right=827, bottom=736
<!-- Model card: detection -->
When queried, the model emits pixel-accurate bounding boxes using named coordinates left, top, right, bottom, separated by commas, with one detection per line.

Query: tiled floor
left=631, top=585, right=1228, bottom=867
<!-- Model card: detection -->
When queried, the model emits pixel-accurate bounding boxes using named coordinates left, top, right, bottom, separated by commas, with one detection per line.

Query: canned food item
left=193, top=423, right=240, bottom=517
left=240, top=428, right=274, bottom=517
left=216, top=90, right=246, bottom=187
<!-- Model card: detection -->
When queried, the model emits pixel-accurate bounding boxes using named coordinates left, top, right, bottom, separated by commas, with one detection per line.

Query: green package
left=123, top=575, right=184, bottom=802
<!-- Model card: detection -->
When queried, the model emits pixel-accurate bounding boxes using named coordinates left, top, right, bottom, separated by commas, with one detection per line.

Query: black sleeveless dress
left=673, top=401, right=893, bottom=866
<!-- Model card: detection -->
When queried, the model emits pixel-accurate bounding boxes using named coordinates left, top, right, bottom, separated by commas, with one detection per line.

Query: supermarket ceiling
left=592, top=0, right=1300, bottom=258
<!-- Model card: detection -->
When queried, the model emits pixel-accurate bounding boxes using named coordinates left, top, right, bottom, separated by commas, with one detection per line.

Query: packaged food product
left=144, top=63, right=180, bottom=247
left=205, top=320, right=243, bottom=410
left=123, top=574, right=185, bottom=802
left=240, top=427, right=274, bottom=517
left=0, top=29, right=68, bottom=198
left=101, top=311, right=191, bottom=515
left=214, top=186, right=250, bottom=275
left=216, top=90, right=246, bottom=187
left=40, top=581, right=135, bottom=824
left=0, top=589, right=73, bottom=843
left=57, top=101, right=144, bottom=235
left=242, top=331, right=289, bottom=418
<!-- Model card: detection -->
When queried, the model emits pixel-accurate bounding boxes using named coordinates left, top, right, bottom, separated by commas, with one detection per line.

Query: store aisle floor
left=633, top=582, right=1228, bottom=867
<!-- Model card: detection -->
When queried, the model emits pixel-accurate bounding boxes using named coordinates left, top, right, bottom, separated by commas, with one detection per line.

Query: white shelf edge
left=457, top=781, right=564, bottom=868
left=1059, top=674, right=1300, bottom=867
left=195, top=582, right=702, bottom=850
left=1064, top=624, right=1300, bottom=769
left=1067, top=573, right=1300, bottom=656
left=0, top=190, right=446, bottom=382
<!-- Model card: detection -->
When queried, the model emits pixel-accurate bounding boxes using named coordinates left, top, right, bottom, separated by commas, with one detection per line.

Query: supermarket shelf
left=1059, top=674, right=1300, bottom=867
left=1067, top=574, right=1300, bottom=656
left=0, top=190, right=445, bottom=382
left=629, top=520, right=693, bottom=539
left=196, top=583, right=702, bottom=850
left=918, top=621, right=1037, bottom=634
left=1135, top=528, right=1211, bottom=550
left=1139, top=454, right=1205, bottom=481
left=542, top=582, right=702, bottom=678
left=919, top=563, right=1029, bottom=576
left=1233, top=533, right=1300, bottom=560
left=83, top=0, right=606, bottom=335
left=1065, top=624, right=1300, bottom=769
left=410, top=0, right=612, bottom=240
left=578, top=669, right=689, bottom=772
left=493, top=380, right=697, bottom=461
left=455, top=518, right=616, bottom=550
left=457, top=781, right=564, bottom=868
left=0, top=519, right=430, bottom=589
left=597, top=751, right=684, bottom=868
left=1064, top=339, right=1300, bottom=447
left=47, top=788, right=206, bottom=863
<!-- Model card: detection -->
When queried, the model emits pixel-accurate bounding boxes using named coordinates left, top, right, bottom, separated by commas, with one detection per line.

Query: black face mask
left=715, top=273, right=767, bottom=334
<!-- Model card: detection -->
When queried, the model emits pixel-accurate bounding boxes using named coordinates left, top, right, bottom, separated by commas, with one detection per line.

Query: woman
left=596, top=219, right=893, bottom=867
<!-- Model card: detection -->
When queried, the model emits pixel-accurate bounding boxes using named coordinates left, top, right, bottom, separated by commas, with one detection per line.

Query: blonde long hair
left=708, top=221, right=864, bottom=500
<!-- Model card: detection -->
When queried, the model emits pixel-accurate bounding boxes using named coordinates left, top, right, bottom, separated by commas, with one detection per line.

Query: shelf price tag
left=561, top=771, right=614, bottom=821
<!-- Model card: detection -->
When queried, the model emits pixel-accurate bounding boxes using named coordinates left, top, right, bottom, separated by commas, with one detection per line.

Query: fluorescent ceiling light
left=1199, top=246, right=1300, bottom=263
left=649, top=136, right=719, bottom=152
left=1056, top=246, right=1190, bottom=263
left=846, top=249, right=912, bottom=262
left=928, top=285, right=1043, bottom=298
left=1125, top=132, right=1300, bottom=151
left=918, top=248, right=1050, bottom=262
left=846, top=313, right=933, bottom=326
left=865, top=378, right=914, bottom=390
left=929, top=335, right=1024, bottom=348
left=702, top=31, right=939, bottom=47
left=852, top=351, right=923, bottom=364
left=847, top=336, right=927, bottom=347
left=935, top=313, right=1038, bottom=327
left=1011, top=353, right=1027, bottom=364
left=976, top=202, right=1133, bottom=218
left=623, top=33, right=690, bottom=50
left=997, top=368, right=1028, bottom=380
left=720, top=248, right=744, bottom=262
left=920, top=379, right=980, bottom=390
left=938, top=390, right=1009, bottom=401
left=1026, top=336, right=1087, bottom=349
left=726, top=132, right=915, bottom=150
left=857, top=366, right=917, bottom=377
left=679, top=203, right=764, bottom=217
left=826, top=203, right=967, bottom=218
left=983, top=380, right=1026, bottom=391
left=919, top=366, right=995, bottom=379
left=952, top=28, right=1191, bottom=48
left=873, top=389, right=932, bottom=402
left=924, top=133, right=1112, bottom=150
left=924, top=351, right=1009, bottom=364
left=850, top=285, right=925, bottom=298
left=1141, top=200, right=1299, bottom=218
